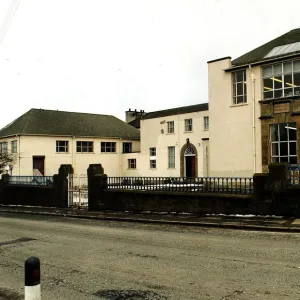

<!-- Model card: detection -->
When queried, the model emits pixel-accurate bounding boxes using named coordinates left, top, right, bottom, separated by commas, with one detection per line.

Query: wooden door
left=33, top=156, right=45, bottom=175
left=191, top=156, right=196, bottom=177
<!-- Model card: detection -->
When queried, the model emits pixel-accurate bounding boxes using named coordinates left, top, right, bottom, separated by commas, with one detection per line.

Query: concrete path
left=0, top=205, right=300, bottom=232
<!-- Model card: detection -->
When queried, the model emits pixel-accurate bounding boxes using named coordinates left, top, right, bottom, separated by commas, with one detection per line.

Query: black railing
left=107, top=177, right=253, bottom=194
left=288, top=166, right=300, bottom=185
left=8, top=176, right=54, bottom=187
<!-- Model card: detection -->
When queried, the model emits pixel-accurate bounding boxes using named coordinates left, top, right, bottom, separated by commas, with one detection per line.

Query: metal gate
left=68, top=174, right=88, bottom=207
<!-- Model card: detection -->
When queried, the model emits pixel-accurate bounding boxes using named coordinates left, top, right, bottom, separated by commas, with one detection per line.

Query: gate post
left=54, top=164, right=74, bottom=208
left=87, top=164, right=106, bottom=210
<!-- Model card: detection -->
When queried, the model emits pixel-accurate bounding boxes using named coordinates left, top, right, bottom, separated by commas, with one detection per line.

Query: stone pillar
left=54, top=164, right=74, bottom=208
left=0, top=174, right=9, bottom=203
left=87, top=164, right=106, bottom=210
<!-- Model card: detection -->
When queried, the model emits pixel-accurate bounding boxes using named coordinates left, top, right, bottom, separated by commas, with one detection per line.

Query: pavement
left=0, top=204, right=300, bottom=232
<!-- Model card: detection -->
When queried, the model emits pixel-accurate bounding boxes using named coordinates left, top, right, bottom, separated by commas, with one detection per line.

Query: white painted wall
left=208, top=58, right=262, bottom=177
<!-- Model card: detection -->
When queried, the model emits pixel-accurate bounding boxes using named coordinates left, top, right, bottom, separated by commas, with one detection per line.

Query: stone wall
left=260, top=99, right=300, bottom=172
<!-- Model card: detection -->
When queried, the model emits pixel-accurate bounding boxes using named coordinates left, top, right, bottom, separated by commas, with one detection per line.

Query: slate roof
left=0, top=109, right=140, bottom=139
left=232, top=28, right=300, bottom=66
left=142, top=103, right=208, bottom=120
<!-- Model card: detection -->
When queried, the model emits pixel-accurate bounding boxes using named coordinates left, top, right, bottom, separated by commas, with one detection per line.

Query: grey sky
left=0, top=0, right=299, bottom=128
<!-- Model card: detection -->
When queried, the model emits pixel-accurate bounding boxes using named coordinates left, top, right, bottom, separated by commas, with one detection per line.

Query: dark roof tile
left=142, top=103, right=208, bottom=120
left=0, top=109, right=140, bottom=139
left=232, top=28, right=300, bottom=66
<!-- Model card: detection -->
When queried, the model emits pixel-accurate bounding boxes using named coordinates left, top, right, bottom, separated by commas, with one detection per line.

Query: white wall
left=208, top=58, right=262, bottom=177
left=1, top=135, right=140, bottom=176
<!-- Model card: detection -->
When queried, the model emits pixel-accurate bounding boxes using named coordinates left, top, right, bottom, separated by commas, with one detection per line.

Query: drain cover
left=94, top=289, right=166, bottom=300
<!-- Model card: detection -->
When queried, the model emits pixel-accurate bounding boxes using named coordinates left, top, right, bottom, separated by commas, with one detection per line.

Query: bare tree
left=0, top=152, right=16, bottom=174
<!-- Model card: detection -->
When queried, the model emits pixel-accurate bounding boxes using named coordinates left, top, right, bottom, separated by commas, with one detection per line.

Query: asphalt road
left=1, top=213, right=300, bottom=300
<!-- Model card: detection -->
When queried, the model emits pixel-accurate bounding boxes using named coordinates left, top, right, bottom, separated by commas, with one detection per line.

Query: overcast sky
left=0, top=0, right=299, bottom=128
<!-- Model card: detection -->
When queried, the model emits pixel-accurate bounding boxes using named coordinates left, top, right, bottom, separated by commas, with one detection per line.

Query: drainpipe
left=18, top=135, right=21, bottom=175
left=249, top=64, right=257, bottom=174
left=119, top=138, right=122, bottom=176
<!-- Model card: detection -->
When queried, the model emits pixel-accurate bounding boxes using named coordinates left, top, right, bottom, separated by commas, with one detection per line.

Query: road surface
left=0, top=213, right=300, bottom=299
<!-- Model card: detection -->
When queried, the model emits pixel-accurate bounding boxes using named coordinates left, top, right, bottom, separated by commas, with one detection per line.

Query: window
left=263, top=60, right=300, bottom=100
left=184, top=119, right=193, bottom=132
left=76, top=141, right=93, bottom=153
left=167, top=121, right=175, bottom=133
left=128, top=159, right=136, bottom=169
left=122, top=142, right=132, bottom=153
left=11, top=140, right=17, bottom=153
left=204, top=116, right=209, bottom=130
left=270, top=123, right=297, bottom=164
left=150, top=159, right=156, bottom=169
left=168, top=146, right=175, bottom=168
left=0, top=142, right=8, bottom=154
left=149, top=147, right=156, bottom=156
left=101, top=142, right=116, bottom=153
left=149, top=147, right=156, bottom=168
left=56, top=141, right=69, bottom=153
left=232, top=70, right=247, bottom=104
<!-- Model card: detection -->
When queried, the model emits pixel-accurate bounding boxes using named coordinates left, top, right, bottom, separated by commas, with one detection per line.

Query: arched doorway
left=180, top=139, right=198, bottom=177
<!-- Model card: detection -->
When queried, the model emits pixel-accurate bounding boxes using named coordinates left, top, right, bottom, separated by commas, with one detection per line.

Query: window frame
left=122, top=142, right=132, bottom=153
left=128, top=158, right=136, bottom=169
left=262, top=60, right=300, bottom=100
left=0, top=142, right=8, bottom=154
left=101, top=142, right=116, bottom=153
left=76, top=141, right=94, bottom=153
left=270, top=122, right=297, bottom=164
left=168, top=146, right=175, bottom=168
left=150, top=159, right=156, bottom=169
left=149, top=147, right=156, bottom=157
left=11, top=140, right=17, bottom=153
left=203, top=116, right=209, bottom=131
left=167, top=121, right=175, bottom=134
left=56, top=140, right=69, bottom=153
left=184, top=118, right=193, bottom=132
left=232, top=69, right=247, bottom=105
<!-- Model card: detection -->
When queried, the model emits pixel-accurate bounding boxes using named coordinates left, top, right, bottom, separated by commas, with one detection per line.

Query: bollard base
left=25, top=284, right=41, bottom=300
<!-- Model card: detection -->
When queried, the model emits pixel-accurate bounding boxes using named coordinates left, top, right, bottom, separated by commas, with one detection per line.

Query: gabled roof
left=0, top=109, right=140, bottom=139
left=142, top=103, right=208, bottom=120
left=232, top=28, right=300, bottom=66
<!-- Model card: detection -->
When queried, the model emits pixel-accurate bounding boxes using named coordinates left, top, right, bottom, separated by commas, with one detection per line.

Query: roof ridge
left=30, top=108, right=113, bottom=118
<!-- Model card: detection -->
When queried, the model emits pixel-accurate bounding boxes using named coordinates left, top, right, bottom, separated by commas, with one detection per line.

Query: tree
left=0, top=152, right=15, bottom=174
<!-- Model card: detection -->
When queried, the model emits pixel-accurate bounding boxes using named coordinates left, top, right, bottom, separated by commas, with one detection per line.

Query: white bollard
left=25, top=257, right=41, bottom=300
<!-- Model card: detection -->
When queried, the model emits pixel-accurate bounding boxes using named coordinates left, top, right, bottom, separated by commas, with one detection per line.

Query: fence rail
left=8, top=176, right=54, bottom=187
left=107, top=176, right=253, bottom=194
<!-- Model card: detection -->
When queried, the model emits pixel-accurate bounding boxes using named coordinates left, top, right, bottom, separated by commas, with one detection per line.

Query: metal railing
left=107, top=177, right=253, bottom=194
left=288, top=166, right=300, bottom=185
left=8, top=176, right=54, bottom=187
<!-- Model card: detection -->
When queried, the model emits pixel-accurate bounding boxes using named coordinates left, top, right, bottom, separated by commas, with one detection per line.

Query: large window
left=263, top=60, right=300, bottom=100
left=76, top=141, right=93, bottom=153
left=168, top=146, right=175, bottom=168
left=232, top=70, right=247, bottom=104
left=11, top=140, right=17, bottom=153
left=184, top=119, right=193, bottom=132
left=56, top=141, right=69, bottom=153
left=122, top=142, right=132, bottom=153
left=203, top=116, right=209, bottom=130
left=270, top=123, right=297, bottom=164
left=167, top=121, right=175, bottom=133
left=128, top=159, right=136, bottom=169
left=0, top=142, right=8, bottom=154
left=101, top=142, right=116, bottom=153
